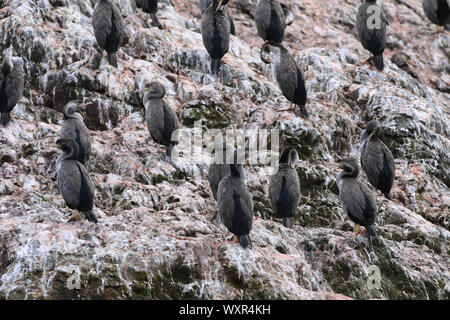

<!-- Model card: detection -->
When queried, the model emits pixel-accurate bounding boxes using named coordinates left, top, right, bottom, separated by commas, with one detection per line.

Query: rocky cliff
left=0, top=0, right=448, bottom=299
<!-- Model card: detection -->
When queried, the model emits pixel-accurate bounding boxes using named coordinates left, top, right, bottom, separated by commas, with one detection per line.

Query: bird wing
left=146, top=100, right=164, bottom=144
left=255, top=0, right=272, bottom=39
left=285, top=167, right=301, bottom=207
left=217, top=177, right=235, bottom=231
left=163, top=101, right=180, bottom=146
left=4, top=65, right=25, bottom=110
left=276, top=50, right=298, bottom=102
left=0, top=59, right=11, bottom=76
left=361, top=139, right=384, bottom=188
left=217, top=178, right=253, bottom=232
left=111, top=1, right=124, bottom=41
left=208, top=164, right=230, bottom=200
left=379, top=141, right=395, bottom=191
left=93, top=3, right=113, bottom=49
left=339, top=179, right=376, bottom=225
left=57, top=160, right=81, bottom=209
left=76, top=162, right=95, bottom=197
left=237, top=183, right=254, bottom=230
left=269, top=170, right=283, bottom=213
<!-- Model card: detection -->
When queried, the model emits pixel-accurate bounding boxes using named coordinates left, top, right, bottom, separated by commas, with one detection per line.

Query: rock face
left=0, top=0, right=449, bottom=300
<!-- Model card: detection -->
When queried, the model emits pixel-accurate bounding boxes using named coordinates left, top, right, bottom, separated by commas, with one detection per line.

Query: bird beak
left=368, top=131, right=375, bottom=141
left=216, top=0, right=223, bottom=12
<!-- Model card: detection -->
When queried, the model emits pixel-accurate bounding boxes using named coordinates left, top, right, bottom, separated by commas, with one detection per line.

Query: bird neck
left=341, top=166, right=359, bottom=178
left=229, top=164, right=243, bottom=178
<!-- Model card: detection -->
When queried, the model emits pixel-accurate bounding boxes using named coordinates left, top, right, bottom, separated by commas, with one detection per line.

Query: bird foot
left=353, top=224, right=367, bottom=237
left=233, top=235, right=239, bottom=243
left=357, top=57, right=373, bottom=66
left=68, top=210, right=82, bottom=222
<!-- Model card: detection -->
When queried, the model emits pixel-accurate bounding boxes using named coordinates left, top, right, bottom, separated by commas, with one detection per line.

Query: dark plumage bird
left=336, top=158, right=378, bottom=237
left=144, top=81, right=180, bottom=162
left=92, top=0, right=124, bottom=67
left=0, top=56, right=25, bottom=127
left=260, top=42, right=308, bottom=117
left=208, top=138, right=233, bottom=200
left=269, top=147, right=300, bottom=228
left=136, top=0, right=163, bottom=29
left=200, top=0, right=235, bottom=35
left=356, top=0, right=388, bottom=71
left=360, top=120, right=395, bottom=200
left=60, top=102, right=91, bottom=165
left=422, top=0, right=450, bottom=31
left=208, top=139, right=246, bottom=200
left=217, top=164, right=253, bottom=248
left=255, top=0, right=289, bottom=43
left=201, top=0, right=232, bottom=75
left=56, top=139, right=97, bottom=223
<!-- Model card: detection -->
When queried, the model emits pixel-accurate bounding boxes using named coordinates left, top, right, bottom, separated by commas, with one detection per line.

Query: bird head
left=56, top=138, right=78, bottom=156
left=366, top=119, right=381, bottom=140
left=143, top=81, right=166, bottom=99
left=260, top=42, right=282, bottom=64
left=63, top=101, right=84, bottom=121
left=337, top=157, right=359, bottom=177
left=215, top=0, right=230, bottom=12
left=280, top=146, right=300, bottom=167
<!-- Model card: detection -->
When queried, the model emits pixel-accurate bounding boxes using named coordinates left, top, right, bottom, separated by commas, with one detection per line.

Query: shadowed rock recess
left=0, top=0, right=448, bottom=300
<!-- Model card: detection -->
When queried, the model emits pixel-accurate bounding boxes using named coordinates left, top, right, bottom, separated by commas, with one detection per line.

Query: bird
left=360, top=120, right=395, bottom=200
left=92, top=0, right=125, bottom=67
left=422, top=0, right=450, bottom=31
left=200, top=0, right=235, bottom=35
left=254, top=0, right=289, bottom=43
left=60, top=102, right=91, bottom=166
left=143, top=81, right=181, bottom=162
left=336, top=158, right=378, bottom=237
left=269, top=147, right=301, bottom=228
left=135, top=0, right=163, bottom=29
left=56, top=139, right=98, bottom=223
left=0, top=56, right=25, bottom=127
left=208, top=138, right=246, bottom=200
left=356, top=0, right=389, bottom=71
left=217, top=164, right=253, bottom=248
left=260, top=42, right=308, bottom=117
left=208, top=137, right=234, bottom=200
left=201, top=0, right=232, bottom=76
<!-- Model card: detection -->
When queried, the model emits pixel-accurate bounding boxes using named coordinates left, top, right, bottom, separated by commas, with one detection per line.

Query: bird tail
left=366, top=225, right=378, bottom=237
left=297, top=104, right=309, bottom=118
left=1, top=112, right=11, bottom=127
left=384, top=193, right=392, bottom=200
left=150, top=13, right=163, bottom=29
left=210, top=58, right=221, bottom=76
left=107, top=52, right=118, bottom=68
left=374, top=55, right=384, bottom=71
left=283, top=217, right=293, bottom=229
left=84, top=211, right=98, bottom=224
left=238, top=235, right=252, bottom=249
